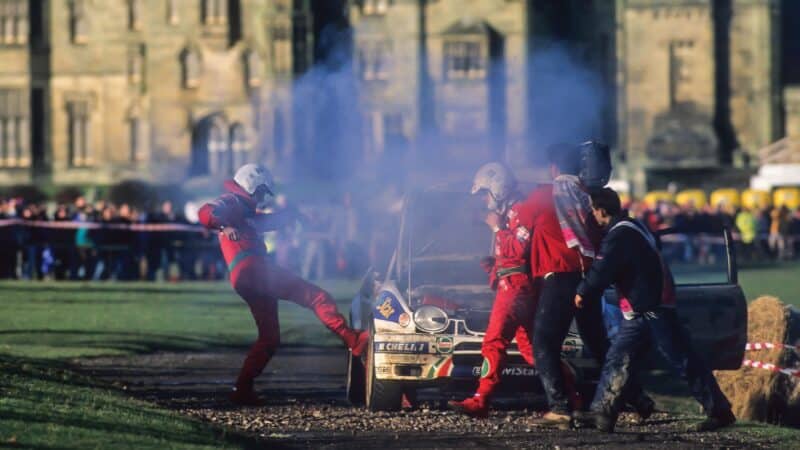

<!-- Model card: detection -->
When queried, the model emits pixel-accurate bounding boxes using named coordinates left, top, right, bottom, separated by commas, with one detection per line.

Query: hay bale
left=715, top=296, right=800, bottom=425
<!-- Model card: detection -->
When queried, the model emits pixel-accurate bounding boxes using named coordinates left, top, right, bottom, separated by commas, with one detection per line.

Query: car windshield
left=395, top=189, right=494, bottom=305
left=659, top=229, right=732, bottom=285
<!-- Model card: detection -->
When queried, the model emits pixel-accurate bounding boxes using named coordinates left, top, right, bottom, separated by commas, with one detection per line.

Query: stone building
left=615, top=0, right=783, bottom=191
left=0, top=0, right=311, bottom=188
left=350, top=0, right=790, bottom=191
left=0, top=0, right=796, bottom=193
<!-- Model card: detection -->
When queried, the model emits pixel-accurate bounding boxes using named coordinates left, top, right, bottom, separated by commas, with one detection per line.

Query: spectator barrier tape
left=0, top=218, right=204, bottom=232
left=742, top=342, right=800, bottom=378
left=742, top=359, right=800, bottom=378
left=745, top=342, right=800, bottom=352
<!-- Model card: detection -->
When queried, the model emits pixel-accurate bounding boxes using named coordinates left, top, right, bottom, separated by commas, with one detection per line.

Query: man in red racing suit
left=448, top=163, right=538, bottom=417
left=198, top=164, right=369, bottom=406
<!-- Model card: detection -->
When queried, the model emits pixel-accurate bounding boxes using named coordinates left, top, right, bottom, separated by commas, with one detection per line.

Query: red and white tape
left=0, top=218, right=204, bottom=232
left=745, top=342, right=800, bottom=352
left=742, top=359, right=800, bottom=378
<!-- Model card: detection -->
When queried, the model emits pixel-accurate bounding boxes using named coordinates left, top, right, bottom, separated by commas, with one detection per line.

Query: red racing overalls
left=198, top=180, right=363, bottom=393
left=475, top=194, right=538, bottom=401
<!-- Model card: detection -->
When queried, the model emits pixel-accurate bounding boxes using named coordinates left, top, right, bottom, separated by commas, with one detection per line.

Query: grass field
left=0, top=280, right=356, bottom=449
left=739, top=261, right=800, bottom=305
left=0, top=354, right=257, bottom=449
left=0, top=280, right=356, bottom=359
left=1, top=262, right=799, bottom=448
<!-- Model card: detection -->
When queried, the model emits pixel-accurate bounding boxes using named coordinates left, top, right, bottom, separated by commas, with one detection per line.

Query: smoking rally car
left=347, top=183, right=748, bottom=411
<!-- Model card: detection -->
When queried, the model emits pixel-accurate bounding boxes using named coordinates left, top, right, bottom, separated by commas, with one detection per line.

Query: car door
left=657, top=227, right=747, bottom=370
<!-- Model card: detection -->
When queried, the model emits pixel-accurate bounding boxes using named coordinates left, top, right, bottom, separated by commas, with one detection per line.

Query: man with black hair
left=528, top=144, right=654, bottom=429
left=574, top=188, right=735, bottom=433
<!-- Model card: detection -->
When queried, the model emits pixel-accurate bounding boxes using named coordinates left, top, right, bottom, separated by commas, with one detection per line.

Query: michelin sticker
left=374, top=342, right=430, bottom=354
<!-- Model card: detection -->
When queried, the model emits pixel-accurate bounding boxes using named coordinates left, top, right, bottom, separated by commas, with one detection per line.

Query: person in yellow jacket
left=735, top=207, right=757, bottom=262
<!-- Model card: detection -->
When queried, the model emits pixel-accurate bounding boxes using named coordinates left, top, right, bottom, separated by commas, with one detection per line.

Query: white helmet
left=471, top=162, right=517, bottom=213
left=234, top=163, right=274, bottom=196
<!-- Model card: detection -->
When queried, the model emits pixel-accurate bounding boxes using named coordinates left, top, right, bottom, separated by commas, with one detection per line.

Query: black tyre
left=346, top=313, right=366, bottom=405
left=365, top=325, right=403, bottom=411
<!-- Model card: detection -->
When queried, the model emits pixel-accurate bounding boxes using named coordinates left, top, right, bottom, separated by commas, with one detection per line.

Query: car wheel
left=365, top=324, right=403, bottom=411
left=346, top=313, right=366, bottom=406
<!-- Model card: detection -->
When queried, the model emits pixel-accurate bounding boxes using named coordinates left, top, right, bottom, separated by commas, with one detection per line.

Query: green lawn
left=739, top=261, right=800, bottom=305
left=1, top=265, right=800, bottom=449
left=0, top=354, right=257, bottom=449
left=0, top=280, right=358, bottom=449
left=0, top=280, right=357, bottom=359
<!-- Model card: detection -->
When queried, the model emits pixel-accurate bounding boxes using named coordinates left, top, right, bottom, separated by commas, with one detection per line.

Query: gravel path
left=74, top=348, right=782, bottom=449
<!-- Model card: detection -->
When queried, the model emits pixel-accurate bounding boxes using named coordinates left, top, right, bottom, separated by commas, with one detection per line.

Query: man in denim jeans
left=574, top=188, right=735, bottom=433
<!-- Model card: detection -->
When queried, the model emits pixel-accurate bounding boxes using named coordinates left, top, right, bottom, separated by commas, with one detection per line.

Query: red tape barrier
left=742, top=342, right=800, bottom=377
left=0, top=218, right=204, bottom=232
left=746, top=342, right=800, bottom=352
left=742, top=359, right=800, bottom=378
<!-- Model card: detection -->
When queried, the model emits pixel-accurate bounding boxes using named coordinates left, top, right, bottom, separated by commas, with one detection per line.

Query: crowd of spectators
left=1, top=187, right=797, bottom=282
left=626, top=199, right=800, bottom=263
left=0, top=196, right=227, bottom=281
left=0, top=187, right=404, bottom=282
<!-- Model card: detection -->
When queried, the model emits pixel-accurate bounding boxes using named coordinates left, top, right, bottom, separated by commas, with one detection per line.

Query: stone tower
left=615, top=0, right=718, bottom=193
left=728, top=0, right=781, bottom=163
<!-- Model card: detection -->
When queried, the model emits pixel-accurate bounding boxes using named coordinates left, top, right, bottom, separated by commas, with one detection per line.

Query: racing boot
left=687, top=409, right=736, bottom=432
left=631, top=394, right=655, bottom=425
left=350, top=330, right=370, bottom=358
left=447, top=395, right=489, bottom=419
left=593, top=411, right=617, bottom=433
left=571, top=410, right=616, bottom=432
left=229, top=386, right=266, bottom=407
left=529, top=411, right=572, bottom=430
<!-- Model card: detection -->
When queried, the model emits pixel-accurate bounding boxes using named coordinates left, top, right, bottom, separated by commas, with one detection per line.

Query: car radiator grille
left=463, top=309, right=491, bottom=333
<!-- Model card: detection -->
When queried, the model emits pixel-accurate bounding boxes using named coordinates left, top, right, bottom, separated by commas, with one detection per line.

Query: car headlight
left=413, top=305, right=449, bottom=333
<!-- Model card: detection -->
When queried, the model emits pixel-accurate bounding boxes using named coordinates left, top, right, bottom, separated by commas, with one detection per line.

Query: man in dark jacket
left=574, top=188, right=735, bottom=433
left=528, top=144, right=653, bottom=429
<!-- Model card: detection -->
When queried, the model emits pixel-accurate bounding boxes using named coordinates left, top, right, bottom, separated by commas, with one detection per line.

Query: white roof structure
left=750, top=137, right=800, bottom=190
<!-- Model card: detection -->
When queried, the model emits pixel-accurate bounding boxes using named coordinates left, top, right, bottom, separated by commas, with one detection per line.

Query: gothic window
left=228, top=0, right=241, bottom=45
left=362, top=0, right=389, bottom=16
left=273, top=109, right=286, bottom=160
left=0, top=0, right=27, bottom=45
left=292, top=13, right=310, bottom=74
left=67, top=100, right=91, bottom=167
left=0, top=89, right=29, bottom=168
left=128, top=44, right=145, bottom=86
left=244, top=49, right=262, bottom=88
left=229, top=123, right=249, bottom=169
left=444, top=41, right=485, bottom=80
left=70, top=0, right=88, bottom=44
left=203, top=0, right=227, bottom=25
left=358, top=41, right=390, bottom=81
left=167, top=0, right=179, bottom=25
left=669, top=40, right=694, bottom=107
left=272, top=22, right=292, bottom=74
left=274, top=0, right=290, bottom=12
left=182, top=47, right=201, bottom=89
left=208, top=117, right=228, bottom=175
left=128, top=0, right=141, bottom=31
left=129, top=117, right=141, bottom=162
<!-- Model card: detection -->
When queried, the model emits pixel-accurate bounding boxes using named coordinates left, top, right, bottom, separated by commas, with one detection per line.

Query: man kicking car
left=198, top=163, right=369, bottom=406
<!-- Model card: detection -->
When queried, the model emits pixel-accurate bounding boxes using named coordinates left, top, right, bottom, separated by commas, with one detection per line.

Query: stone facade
left=349, top=0, right=529, bottom=171
left=0, top=0, right=311, bottom=187
left=783, top=87, right=800, bottom=139
left=728, top=0, right=781, bottom=161
left=615, top=0, right=720, bottom=195
left=0, top=0, right=793, bottom=190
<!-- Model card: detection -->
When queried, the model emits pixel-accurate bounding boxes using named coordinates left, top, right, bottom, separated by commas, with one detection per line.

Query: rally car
left=346, top=184, right=748, bottom=411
